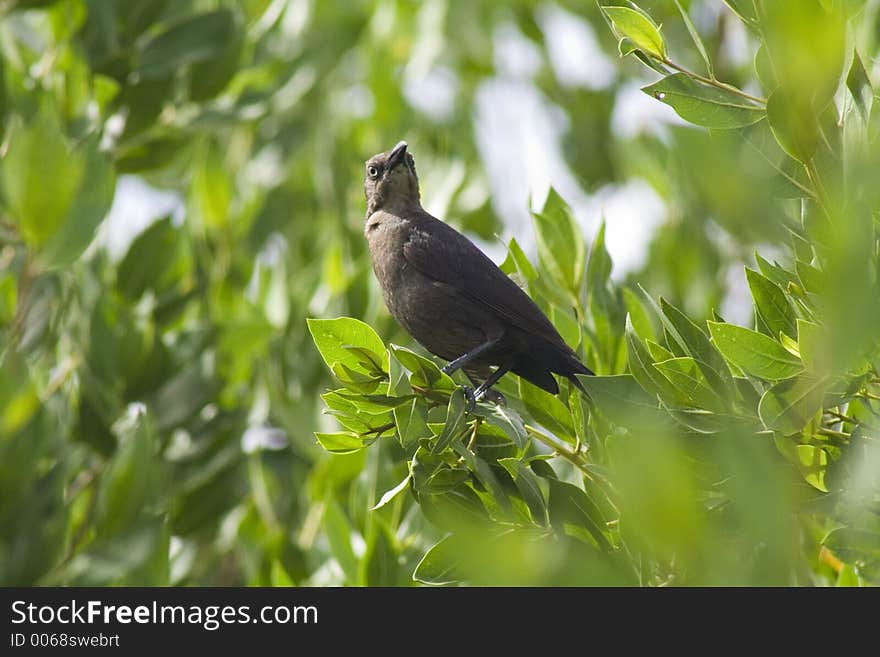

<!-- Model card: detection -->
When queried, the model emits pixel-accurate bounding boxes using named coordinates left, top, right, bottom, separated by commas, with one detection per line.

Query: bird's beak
left=387, top=141, right=408, bottom=170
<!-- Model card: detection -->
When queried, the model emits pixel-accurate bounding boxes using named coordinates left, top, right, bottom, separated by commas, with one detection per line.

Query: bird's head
left=364, top=141, right=420, bottom=215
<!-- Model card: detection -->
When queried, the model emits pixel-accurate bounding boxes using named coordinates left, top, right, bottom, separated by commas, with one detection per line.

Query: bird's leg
left=440, top=333, right=503, bottom=375
left=465, top=369, right=505, bottom=406
left=473, top=361, right=515, bottom=401
left=462, top=362, right=514, bottom=413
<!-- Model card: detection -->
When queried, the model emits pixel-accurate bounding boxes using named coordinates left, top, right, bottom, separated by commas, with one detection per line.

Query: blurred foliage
left=0, top=0, right=878, bottom=586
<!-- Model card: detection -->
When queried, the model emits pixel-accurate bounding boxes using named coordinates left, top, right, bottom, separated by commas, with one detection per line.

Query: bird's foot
left=462, top=386, right=477, bottom=413
left=479, top=389, right=506, bottom=406
left=461, top=386, right=505, bottom=412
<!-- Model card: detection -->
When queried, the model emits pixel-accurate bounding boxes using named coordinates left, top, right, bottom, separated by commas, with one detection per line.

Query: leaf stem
left=660, top=57, right=767, bottom=105
left=524, top=423, right=591, bottom=476
left=362, top=421, right=396, bottom=436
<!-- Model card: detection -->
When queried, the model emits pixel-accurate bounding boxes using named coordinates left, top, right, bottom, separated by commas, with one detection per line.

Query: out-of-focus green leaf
left=360, top=518, right=399, bottom=586
left=766, top=87, right=819, bottom=162
left=413, top=535, right=462, bottom=585
left=95, top=408, right=163, bottom=536
left=499, top=458, right=547, bottom=525
left=136, top=10, right=237, bottom=79
left=642, top=73, right=764, bottom=129
left=547, top=478, right=610, bottom=550
left=773, top=436, right=828, bottom=491
left=38, top=138, right=116, bottom=268
left=370, top=474, right=412, bottom=511
left=673, top=0, right=713, bottom=77
left=758, top=375, right=830, bottom=434
left=1, top=107, right=83, bottom=247
left=322, top=498, right=358, bottom=583
left=846, top=50, right=873, bottom=120
left=116, top=216, right=180, bottom=299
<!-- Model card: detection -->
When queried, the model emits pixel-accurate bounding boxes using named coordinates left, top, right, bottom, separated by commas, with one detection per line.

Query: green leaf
left=452, top=442, right=513, bottom=516
left=96, top=408, right=162, bottom=536
left=745, top=268, right=798, bottom=339
left=307, top=317, right=388, bottom=375
left=315, top=431, right=375, bottom=454
left=795, top=261, right=823, bottom=293
left=517, top=378, right=576, bottom=444
left=116, top=216, right=180, bottom=299
left=576, top=374, right=664, bottom=429
left=601, top=6, right=666, bottom=59
left=723, top=0, right=759, bottom=29
left=322, top=498, right=359, bottom=583
left=586, top=221, right=612, bottom=293
left=625, top=315, right=683, bottom=403
left=432, top=388, right=468, bottom=454
left=360, top=518, right=399, bottom=586
left=642, top=73, right=764, bottom=129
left=766, top=87, right=819, bottom=162
left=478, top=404, right=528, bottom=451
left=773, top=436, right=828, bottom=492
left=796, top=319, right=822, bottom=370
left=1, top=107, right=83, bottom=247
left=500, top=237, right=537, bottom=281
left=673, top=0, right=713, bottom=78
left=758, top=375, right=830, bottom=434
left=547, top=479, right=611, bottom=550
left=136, top=10, right=237, bottom=79
left=389, top=345, right=454, bottom=391
left=371, top=474, right=412, bottom=511
left=531, top=188, right=585, bottom=294
left=623, top=287, right=655, bottom=340
left=708, top=322, right=803, bottom=380
left=499, top=458, right=548, bottom=525
left=846, top=50, right=873, bottom=120
left=824, top=529, right=880, bottom=572
left=413, top=535, right=462, bottom=585
left=653, top=357, right=726, bottom=411
left=659, top=297, right=729, bottom=382
left=393, top=398, right=431, bottom=450
left=38, top=138, right=116, bottom=268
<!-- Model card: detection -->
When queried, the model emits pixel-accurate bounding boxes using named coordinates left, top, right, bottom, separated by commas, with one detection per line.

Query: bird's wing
left=402, top=214, right=569, bottom=348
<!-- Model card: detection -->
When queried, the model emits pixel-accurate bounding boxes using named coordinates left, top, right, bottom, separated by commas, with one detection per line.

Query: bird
left=363, top=141, right=593, bottom=405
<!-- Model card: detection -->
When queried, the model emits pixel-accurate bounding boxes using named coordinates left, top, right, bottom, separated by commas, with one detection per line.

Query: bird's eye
left=367, top=166, right=379, bottom=179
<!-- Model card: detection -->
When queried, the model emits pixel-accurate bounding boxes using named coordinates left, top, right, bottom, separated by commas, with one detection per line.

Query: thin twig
left=524, top=423, right=590, bottom=477
left=660, top=57, right=767, bottom=105
left=362, top=421, right=396, bottom=436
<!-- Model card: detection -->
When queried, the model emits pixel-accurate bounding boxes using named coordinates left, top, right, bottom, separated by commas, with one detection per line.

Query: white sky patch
left=475, top=20, right=671, bottom=279
left=403, top=65, right=458, bottom=122
left=611, top=79, right=688, bottom=139
left=537, top=3, right=616, bottom=90
left=98, top=175, right=184, bottom=261
left=493, top=21, right=543, bottom=78
left=583, top=179, right=667, bottom=278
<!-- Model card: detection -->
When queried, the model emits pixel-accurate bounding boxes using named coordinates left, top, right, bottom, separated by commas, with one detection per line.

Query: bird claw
left=462, top=386, right=477, bottom=413
left=460, top=386, right=505, bottom=412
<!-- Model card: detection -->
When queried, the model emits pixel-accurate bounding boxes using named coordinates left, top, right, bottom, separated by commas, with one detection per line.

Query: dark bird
left=363, top=141, right=593, bottom=404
